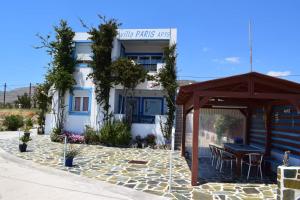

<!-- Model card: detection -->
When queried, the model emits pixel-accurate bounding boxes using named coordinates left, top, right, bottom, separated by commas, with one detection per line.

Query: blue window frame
left=124, top=53, right=163, bottom=72
left=69, top=87, right=92, bottom=116
left=141, top=97, right=164, bottom=116
left=118, top=95, right=164, bottom=124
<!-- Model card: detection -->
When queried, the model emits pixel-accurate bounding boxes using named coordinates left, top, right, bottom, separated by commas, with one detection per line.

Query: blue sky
left=1, top=0, right=300, bottom=90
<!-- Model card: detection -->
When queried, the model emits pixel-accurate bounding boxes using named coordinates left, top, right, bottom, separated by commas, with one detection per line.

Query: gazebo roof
left=176, top=72, right=300, bottom=109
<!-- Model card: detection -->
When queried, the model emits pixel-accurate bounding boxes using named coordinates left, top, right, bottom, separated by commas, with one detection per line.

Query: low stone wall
left=277, top=165, right=300, bottom=200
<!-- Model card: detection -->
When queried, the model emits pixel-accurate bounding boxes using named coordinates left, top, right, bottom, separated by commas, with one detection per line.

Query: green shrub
left=25, top=118, right=33, bottom=128
left=99, top=121, right=131, bottom=146
left=84, top=126, right=100, bottom=144
left=20, top=135, right=32, bottom=144
left=3, top=115, right=24, bottom=131
left=64, top=145, right=80, bottom=159
left=114, top=122, right=131, bottom=146
left=99, top=122, right=115, bottom=146
left=50, top=127, right=63, bottom=142
left=145, top=134, right=156, bottom=147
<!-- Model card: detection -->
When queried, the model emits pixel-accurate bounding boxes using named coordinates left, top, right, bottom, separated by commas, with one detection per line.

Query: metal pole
left=63, top=136, right=67, bottom=164
left=18, top=128, right=20, bottom=145
left=3, top=83, right=6, bottom=106
left=249, top=20, right=253, bottom=72
left=29, top=83, right=32, bottom=109
left=168, top=126, right=175, bottom=193
left=168, top=105, right=176, bottom=193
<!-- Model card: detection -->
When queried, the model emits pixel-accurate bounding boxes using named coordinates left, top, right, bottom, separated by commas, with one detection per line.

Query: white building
left=45, top=28, right=177, bottom=144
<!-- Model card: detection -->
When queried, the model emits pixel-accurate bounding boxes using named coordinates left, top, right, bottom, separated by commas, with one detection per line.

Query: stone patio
left=0, top=134, right=277, bottom=199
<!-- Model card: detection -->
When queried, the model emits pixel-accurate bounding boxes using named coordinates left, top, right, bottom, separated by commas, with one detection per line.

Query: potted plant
left=37, top=112, right=45, bottom=135
left=19, top=135, right=32, bottom=152
left=64, top=146, right=80, bottom=167
left=23, top=126, right=31, bottom=137
left=145, top=134, right=156, bottom=148
left=135, top=135, right=144, bottom=148
left=24, top=118, right=33, bottom=137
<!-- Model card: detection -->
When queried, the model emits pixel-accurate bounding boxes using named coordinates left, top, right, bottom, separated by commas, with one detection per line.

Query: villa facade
left=45, top=28, right=177, bottom=143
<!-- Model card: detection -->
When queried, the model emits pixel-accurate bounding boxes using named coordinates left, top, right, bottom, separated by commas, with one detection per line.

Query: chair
left=214, top=146, right=222, bottom=169
left=209, top=144, right=217, bottom=166
left=217, top=148, right=236, bottom=172
left=241, top=153, right=263, bottom=180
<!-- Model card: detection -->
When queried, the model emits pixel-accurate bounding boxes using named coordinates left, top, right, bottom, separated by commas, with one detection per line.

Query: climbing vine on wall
left=82, top=15, right=120, bottom=122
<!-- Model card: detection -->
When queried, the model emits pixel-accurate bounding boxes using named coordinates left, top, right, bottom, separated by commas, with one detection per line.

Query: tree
left=36, top=20, right=76, bottom=133
left=214, top=114, right=241, bottom=144
left=111, top=58, right=148, bottom=122
left=82, top=15, right=120, bottom=122
left=15, top=93, right=31, bottom=109
left=156, top=44, right=177, bottom=141
left=33, top=82, right=51, bottom=127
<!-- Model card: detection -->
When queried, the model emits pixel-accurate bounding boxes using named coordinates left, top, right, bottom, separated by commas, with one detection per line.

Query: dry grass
left=0, top=109, right=39, bottom=126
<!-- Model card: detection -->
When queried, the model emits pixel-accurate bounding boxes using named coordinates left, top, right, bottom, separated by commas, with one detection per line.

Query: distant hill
left=0, top=86, right=35, bottom=103
left=177, top=80, right=197, bottom=86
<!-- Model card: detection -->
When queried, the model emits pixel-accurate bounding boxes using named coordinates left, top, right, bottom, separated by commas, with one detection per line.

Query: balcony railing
left=142, top=64, right=157, bottom=72
left=114, top=114, right=167, bottom=124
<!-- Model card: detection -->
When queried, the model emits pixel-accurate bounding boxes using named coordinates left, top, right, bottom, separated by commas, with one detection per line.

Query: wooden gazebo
left=176, top=72, right=300, bottom=186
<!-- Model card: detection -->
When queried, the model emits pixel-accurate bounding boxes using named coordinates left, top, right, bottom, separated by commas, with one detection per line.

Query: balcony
left=126, top=54, right=164, bottom=73
left=114, top=114, right=167, bottom=125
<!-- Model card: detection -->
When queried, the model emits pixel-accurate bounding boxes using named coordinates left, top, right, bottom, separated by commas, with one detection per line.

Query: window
left=69, top=89, right=91, bottom=115
left=72, top=97, right=89, bottom=112
left=151, top=56, right=163, bottom=64
left=74, top=97, right=81, bottom=111
left=127, top=56, right=138, bottom=63
left=143, top=98, right=163, bottom=116
left=126, top=54, right=163, bottom=72
left=82, top=97, right=89, bottom=111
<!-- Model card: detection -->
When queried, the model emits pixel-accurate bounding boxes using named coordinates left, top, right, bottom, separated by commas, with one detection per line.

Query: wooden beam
left=197, top=91, right=300, bottom=100
left=184, top=96, right=194, bottom=111
left=181, top=104, right=186, bottom=157
left=182, top=76, right=246, bottom=93
left=239, top=108, right=248, bottom=118
left=248, top=76, right=254, bottom=95
left=264, top=105, right=272, bottom=156
left=191, top=94, right=200, bottom=186
left=254, top=77, right=300, bottom=94
left=199, top=96, right=210, bottom=107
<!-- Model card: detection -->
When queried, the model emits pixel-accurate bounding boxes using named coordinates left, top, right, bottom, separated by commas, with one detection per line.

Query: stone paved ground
left=0, top=134, right=277, bottom=200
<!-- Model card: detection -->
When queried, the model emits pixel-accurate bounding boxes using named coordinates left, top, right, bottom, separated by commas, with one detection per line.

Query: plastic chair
left=242, top=153, right=263, bottom=180
left=209, top=144, right=217, bottom=166
left=218, top=148, right=236, bottom=172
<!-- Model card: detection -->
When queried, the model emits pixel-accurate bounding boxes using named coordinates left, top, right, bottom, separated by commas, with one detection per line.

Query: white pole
left=63, top=136, right=67, bottom=164
left=18, top=128, right=20, bottom=145
left=168, top=126, right=175, bottom=193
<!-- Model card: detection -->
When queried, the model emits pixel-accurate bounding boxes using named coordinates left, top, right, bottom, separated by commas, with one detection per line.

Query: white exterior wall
left=46, top=28, right=177, bottom=137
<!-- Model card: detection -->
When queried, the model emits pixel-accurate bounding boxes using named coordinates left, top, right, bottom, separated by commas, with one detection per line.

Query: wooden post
left=245, top=107, right=252, bottom=145
left=191, top=94, right=200, bottom=186
left=181, top=105, right=186, bottom=157
left=265, top=105, right=272, bottom=156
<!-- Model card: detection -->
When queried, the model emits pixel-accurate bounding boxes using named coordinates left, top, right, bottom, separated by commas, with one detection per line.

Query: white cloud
left=267, top=70, right=291, bottom=77
left=224, top=57, right=240, bottom=64
left=213, top=57, right=241, bottom=64
left=202, top=47, right=209, bottom=52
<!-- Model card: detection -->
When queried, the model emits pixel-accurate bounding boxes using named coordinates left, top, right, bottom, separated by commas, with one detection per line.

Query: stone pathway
left=0, top=134, right=277, bottom=199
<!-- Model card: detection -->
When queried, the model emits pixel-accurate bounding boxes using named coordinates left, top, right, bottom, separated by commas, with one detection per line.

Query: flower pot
left=37, top=127, right=44, bottom=135
left=19, top=143, right=27, bottom=152
left=24, top=132, right=30, bottom=137
left=65, top=158, right=73, bottom=167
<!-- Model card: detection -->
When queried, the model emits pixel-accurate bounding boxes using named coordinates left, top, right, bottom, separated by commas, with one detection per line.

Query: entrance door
left=125, top=98, right=140, bottom=123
